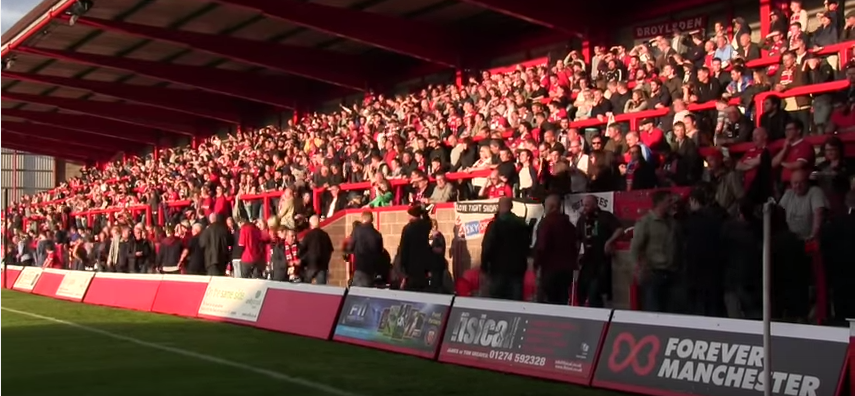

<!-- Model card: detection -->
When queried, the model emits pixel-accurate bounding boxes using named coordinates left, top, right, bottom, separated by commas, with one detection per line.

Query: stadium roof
left=1, top=0, right=709, bottom=163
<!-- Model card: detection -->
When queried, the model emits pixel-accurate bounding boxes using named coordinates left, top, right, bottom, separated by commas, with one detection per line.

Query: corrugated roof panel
left=179, top=5, right=260, bottom=35
left=74, top=31, right=148, bottom=56
left=169, top=51, right=222, bottom=67
left=125, top=0, right=215, bottom=28
left=228, top=18, right=296, bottom=41
left=122, top=40, right=188, bottom=62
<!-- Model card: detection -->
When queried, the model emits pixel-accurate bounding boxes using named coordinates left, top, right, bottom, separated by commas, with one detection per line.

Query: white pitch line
left=1, top=307, right=366, bottom=396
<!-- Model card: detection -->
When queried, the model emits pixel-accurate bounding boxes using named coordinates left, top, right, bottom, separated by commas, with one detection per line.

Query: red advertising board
left=83, top=273, right=163, bottom=312
left=254, top=282, right=346, bottom=339
left=438, top=297, right=612, bottom=384
left=151, top=274, right=211, bottom=317
left=592, top=310, right=850, bottom=396
left=4, top=265, right=24, bottom=289
left=31, top=268, right=65, bottom=298
left=333, top=287, right=454, bottom=358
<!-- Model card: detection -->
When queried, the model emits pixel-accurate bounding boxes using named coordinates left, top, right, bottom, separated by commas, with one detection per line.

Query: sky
left=1, top=0, right=41, bottom=34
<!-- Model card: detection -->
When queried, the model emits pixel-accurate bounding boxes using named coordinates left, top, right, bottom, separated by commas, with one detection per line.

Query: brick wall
left=319, top=207, right=636, bottom=309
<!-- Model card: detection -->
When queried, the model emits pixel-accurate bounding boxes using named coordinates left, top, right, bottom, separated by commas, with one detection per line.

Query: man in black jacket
left=347, top=210, right=384, bottom=287
left=683, top=186, right=727, bottom=317
left=397, top=206, right=435, bottom=292
left=481, top=198, right=530, bottom=300
left=820, top=191, right=855, bottom=326
left=300, top=215, right=334, bottom=284
left=200, top=213, right=232, bottom=276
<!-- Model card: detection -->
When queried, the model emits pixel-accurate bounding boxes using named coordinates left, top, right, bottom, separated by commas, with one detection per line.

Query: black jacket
left=299, top=228, right=334, bottom=270
left=186, top=235, right=206, bottom=275
left=481, top=212, right=530, bottom=278
left=322, top=194, right=347, bottom=216
left=347, top=223, right=384, bottom=273
left=398, top=218, right=434, bottom=276
left=200, top=221, right=232, bottom=268
left=156, top=237, right=183, bottom=268
left=682, top=206, right=726, bottom=289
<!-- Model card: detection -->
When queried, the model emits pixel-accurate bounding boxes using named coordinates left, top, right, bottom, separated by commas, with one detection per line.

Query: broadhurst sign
left=593, top=311, right=849, bottom=396
left=439, top=298, right=611, bottom=384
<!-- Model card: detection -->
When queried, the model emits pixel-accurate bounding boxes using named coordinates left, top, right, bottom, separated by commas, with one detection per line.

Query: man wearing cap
left=824, top=0, right=845, bottom=40
left=841, top=10, right=855, bottom=41
left=812, top=12, right=839, bottom=69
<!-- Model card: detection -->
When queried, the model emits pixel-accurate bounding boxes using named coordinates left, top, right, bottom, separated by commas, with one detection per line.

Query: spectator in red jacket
left=238, top=217, right=265, bottom=279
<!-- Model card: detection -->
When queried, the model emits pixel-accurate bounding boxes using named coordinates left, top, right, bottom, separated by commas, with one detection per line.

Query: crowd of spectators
left=3, top=0, right=855, bottom=323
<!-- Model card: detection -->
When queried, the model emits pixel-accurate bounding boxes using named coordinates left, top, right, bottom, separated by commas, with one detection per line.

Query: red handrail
left=743, top=40, right=854, bottom=70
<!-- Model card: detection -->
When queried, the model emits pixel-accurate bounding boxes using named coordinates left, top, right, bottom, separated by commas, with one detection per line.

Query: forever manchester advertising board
left=593, top=311, right=849, bottom=396
left=439, top=298, right=611, bottom=384
left=333, top=288, right=452, bottom=358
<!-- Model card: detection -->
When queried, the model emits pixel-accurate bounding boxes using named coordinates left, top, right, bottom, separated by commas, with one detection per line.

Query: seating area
left=6, top=35, right=854, bottom=231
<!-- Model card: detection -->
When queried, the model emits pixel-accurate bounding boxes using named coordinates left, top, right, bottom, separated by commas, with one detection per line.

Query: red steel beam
left=3, top=71, right=247, bottom=125
left=17, top=47, right=307, bottom=109
left=2, top=129, right=118, bottom=155
left=0, top=0, right=78, bottom=57
left=457, top=0, right=583, bottom=34
left=2, top=92, right=208, bottom=137
left=214, top=0, right=461, bottom=67
left=618, top=0, right=721, bottom=24
left=2, top=140, right=103, bottom=163
left=2, top=121, right=133, bottom=153
left=72, top=16, right=371, bottom=91
left=2, top=108, right=161, bottom=145
left=2, top=144, right=92, bottom=163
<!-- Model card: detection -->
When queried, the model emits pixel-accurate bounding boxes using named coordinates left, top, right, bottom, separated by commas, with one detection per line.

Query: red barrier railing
left=693, top=79, right=855, bottom=159
left=70, top=205, right=152, bottom=229
left=743, top=40, right=854, bottom=70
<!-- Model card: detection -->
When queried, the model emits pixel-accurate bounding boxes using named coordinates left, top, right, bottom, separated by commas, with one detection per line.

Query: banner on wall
left=55, top=271, right=95, bottom=300
left=198, top=278, right=268, bottom=322
left=454, top=199, right=543, bottom=240
left=593, top=311, right=849, bottom=396
left=562, top=192, right=615, bottom=226
left=333, top=288, right=453, bottom=357
left=13, top=267, right=42, bottom=291
left=633, top=16, right=708, bottom=40
left=439, top=298, right=611, bottom=383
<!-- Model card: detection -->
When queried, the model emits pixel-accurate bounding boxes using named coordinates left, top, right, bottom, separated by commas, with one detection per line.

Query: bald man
left=299, top=215, right=334, bottom=284
left=200, top=213, right=233, bottom=276
left=182, top=223, right=206, bottom=275
left=481, top=197, right=530, bottom=300
left=576, top=194, right=623, bottom=307
left=533, top=194, right=578, bottom=304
